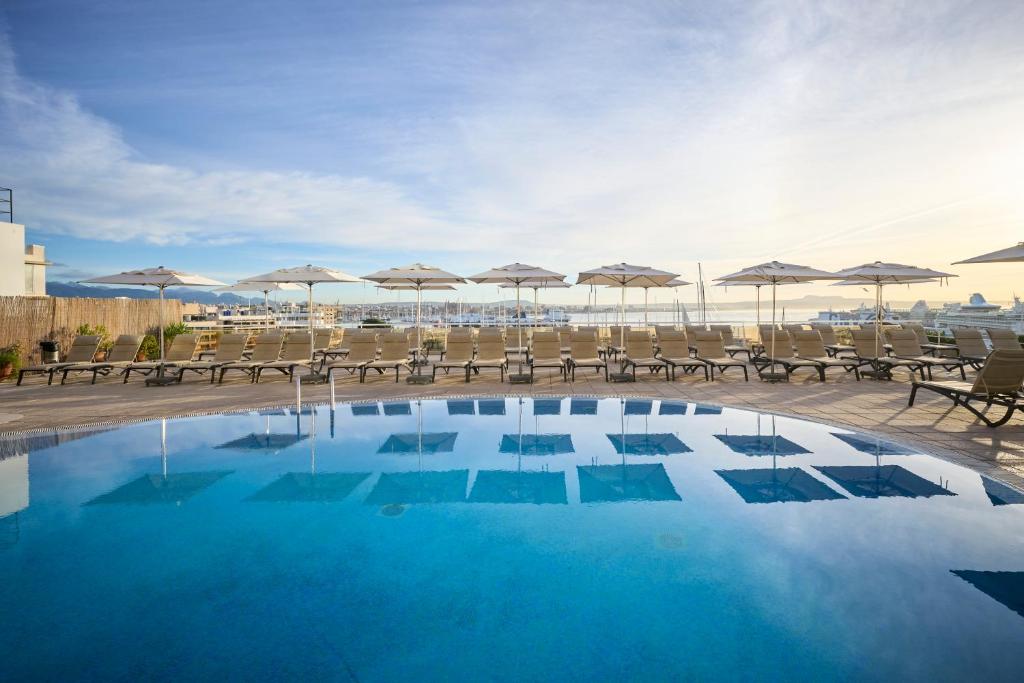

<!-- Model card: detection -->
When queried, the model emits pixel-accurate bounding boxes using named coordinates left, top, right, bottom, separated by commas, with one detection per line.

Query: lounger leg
left=465, top=366, right=470, bottom=383
left=817, top=366, right=825, bottom=382
left=958, top=364, right=966, bottom=381
left=908, top=383, right=919, bottom=406
left=741, top=365, right=748, bottom=381
left=17, top=369, right=26, bottom=386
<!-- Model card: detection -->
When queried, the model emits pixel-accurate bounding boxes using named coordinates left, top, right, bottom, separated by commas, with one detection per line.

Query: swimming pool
left=1, top=397, right=1022, bottom=681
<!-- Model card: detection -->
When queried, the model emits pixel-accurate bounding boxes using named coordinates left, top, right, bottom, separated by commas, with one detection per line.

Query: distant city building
left=0, top=222, right=48, bottom=297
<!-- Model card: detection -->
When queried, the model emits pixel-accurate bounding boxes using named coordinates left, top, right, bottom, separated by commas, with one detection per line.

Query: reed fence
left=0, top=296, right=182, bottom=362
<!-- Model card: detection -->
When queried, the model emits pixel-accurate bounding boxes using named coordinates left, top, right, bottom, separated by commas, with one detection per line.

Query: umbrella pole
left=517, top=282, right=523, bottom=373
left=756, top=285, right=761, bottom=328
left=644, top=288, right=648, bottom=329
left=160, top=418, right=167, bottom=478
left=264, top=290, right=270, bottom=331
left=158, top=285, right=166, bottom=361
left=308, top=283, right=315, bottom=365
left=534, top=287, right=539, bottom=328
left=620, top=285, right=626, bottom=349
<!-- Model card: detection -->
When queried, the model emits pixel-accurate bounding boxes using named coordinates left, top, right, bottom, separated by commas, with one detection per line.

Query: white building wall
left=0, top=223, right=27, bottom=296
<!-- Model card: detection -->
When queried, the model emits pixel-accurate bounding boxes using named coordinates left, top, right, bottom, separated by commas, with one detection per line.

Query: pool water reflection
left=1, top=397, right=1023, bottom=681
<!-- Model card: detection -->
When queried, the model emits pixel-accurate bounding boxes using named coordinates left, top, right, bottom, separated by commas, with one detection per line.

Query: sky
left=2, top=0, right=1023, bottom=307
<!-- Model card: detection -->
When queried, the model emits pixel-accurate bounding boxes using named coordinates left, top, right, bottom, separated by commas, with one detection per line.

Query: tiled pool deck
left=3, top=366, right=1023, bottom=489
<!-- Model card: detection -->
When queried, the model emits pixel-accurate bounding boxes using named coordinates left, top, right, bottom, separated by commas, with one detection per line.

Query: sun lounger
left=318, top=329, right=349, bottom=366
left=986, top=328, right=1023, bottom=351
left=656, top=330, right=708, bottom=381
left=606, top=326, right=629, bottom=360
left=529, top=331, right=565, bottom=381
left=173, top=334, right=249, bottom=383
left=216, top=333, right=285, bottom=383
left=439, top=328, right=473, bottom=362
left=710, top=324, right=751, bottom=360
left=902, top=322, right=958, bottom=357
left=254, top=332, right=314, bottom=383
left=122, top=334, right=200, bottom=382
left=811, top=324, right=855, bottom=357
left=324, top=333, right=378, bottom=381
left=909, top=349, right=1024, bottom=427
left=362, top=332, right=412, bottom=383
left=471, top=338, right=508, bottom=382
left=952, top=328, right=990, bottom=370
left=754, top=331, right=828, bottom=381
left=693, top=331, right=748, bottom=381
left=432, top=338, right=474, bottom=382
left=17, top=335, right=100, bottom=386
left=60, top=335, right=144, bottom=385
left=567, top=331, right=607, bottom=381
left=557, top=328, right=573, bottom=357
left=503, top=326, right=529, bottom=361
left=619, top=331, right=667, bottom=380
left=848, top=328, right=924, bottom=380
left=792, top=330, right=861, bottom=380
left=886, top=328, right=967, bottom=381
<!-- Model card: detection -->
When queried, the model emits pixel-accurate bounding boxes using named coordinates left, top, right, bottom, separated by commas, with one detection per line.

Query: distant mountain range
left=46, top=281, right=248, bottom=305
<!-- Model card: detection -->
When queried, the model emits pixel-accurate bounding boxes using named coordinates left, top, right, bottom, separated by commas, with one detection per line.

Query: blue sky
left=2, top=0, right=1023, bottom=304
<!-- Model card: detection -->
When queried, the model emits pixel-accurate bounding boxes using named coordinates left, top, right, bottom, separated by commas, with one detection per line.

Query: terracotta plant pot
left=94, top=350, right=108, bottom=362
left=0, top=363, right=12, bottom=380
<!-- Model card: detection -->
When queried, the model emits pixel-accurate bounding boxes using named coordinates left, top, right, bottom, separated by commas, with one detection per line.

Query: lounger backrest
left=104, top=335, right=143, bottom=363
left=250, top=333, right=286, bottom=362
left=476, top=339, right=505, bottom=361
left=578, top=326, right=599, bottom=335
left=783, top=324, right=806, bottom=335
left=569, top=332, right=600, bottom=359
left=444, top=339, right=474, bottom=362
left=281, top=333, right=313, bottom=361
left=531, top=332, right=561, bottom=361
left=378, top=333, right=411, bottom=362
left=314, top=329, right=333, bottom=350
left=558, top=330, right=572, bottom=348
left=64, top=335, right=101, bottom=363
left=344, top=338, right=379, bottom=363
left=812, top=325, right=839, bottom=345
left=972, top=349, right=1024, bottom=395
left=625, top=331, right=654, bottom=359
left=684, top=325, right=706, bottom=339
left=446, top=328, right=473, bottom=340
left=850, top=328, right=885, bottom=359
left=694, top=331, right=727, bottom=358
left=986, top=328, right=1023, bottom=351
left=655, top=326, right=677, bottom=336
left=762, top=331, right=796, bottom=360
left=657, top=329, right=687, bottom=343
left=792, top=330, right=827, bottom=358
left=710, top=324, right=735, bottom=345
left=165, top=334, right=199, bottom=362
left=212, top=334, right=249, bottom=362
left=953, top=328, right=989, bottom=358
left=658, top=337, right=690, bottom=359
left=758, top=325, right=781, bottom=343
left=609, top=326, right=628, bottom=344
left=900, top=322, right=928, bottom=346
left=886, top=328, right=924, bottom=356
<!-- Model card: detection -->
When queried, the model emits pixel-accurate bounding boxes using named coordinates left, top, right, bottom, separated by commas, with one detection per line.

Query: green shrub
left=139, top=334, right=161, bottom=360
left=75, top=323, right=113, bottom=350
left=164, top=322, right=189, bottom=345
left=0, top=343, right=24, bottom=373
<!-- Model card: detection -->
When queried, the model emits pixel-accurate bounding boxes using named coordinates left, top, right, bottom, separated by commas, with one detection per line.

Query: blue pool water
left=1, top=397, right=1023, bottom=681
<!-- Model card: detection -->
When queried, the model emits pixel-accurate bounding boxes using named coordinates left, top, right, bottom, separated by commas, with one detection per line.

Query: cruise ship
left=934, top=294, right=1024, bottom=335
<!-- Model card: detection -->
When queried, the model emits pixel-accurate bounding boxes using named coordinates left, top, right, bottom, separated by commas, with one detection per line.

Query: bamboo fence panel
left=0, top=296, right=182, bottom=362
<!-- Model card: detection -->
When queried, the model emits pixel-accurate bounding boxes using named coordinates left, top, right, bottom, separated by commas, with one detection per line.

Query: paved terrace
left=2, top=364, right=1023, bottom=489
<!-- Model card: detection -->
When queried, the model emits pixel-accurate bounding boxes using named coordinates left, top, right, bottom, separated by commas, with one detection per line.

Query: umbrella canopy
left=814, top=464, right=955, bottom=499
left=577, top=263, right=680, bottom=336
left=954, top=242, right=1024, bottom=264
left=498, top=434, right=575, bottom=455
left=951, top=570, right=1024, bottom=618
left=831, top=262, right=955, bottom=366
left=470, top=264, right=566, bottom=377
left=714, top=434, right=810, bottom=456
left=241, top=265, right=362, bottom=365
left=832, top=261, right=955, bottom=283
left=499, top=279, right=571, bottom=326
left=215, top=433, right=308, bottom=453
left=84, top=266, right=226, bottom=360
left=377, top=432, right=458, bottom=454
left=716, top=467, right=847, bottom=504
left=364, top=470, right=469, bottom=505
left=606, top=433, right=692, bottom=455
left=247, top=472, right=370, bottom=503
left=214, top=281, right=303, bottom=331
left=468, top=470, right=568, bottom=504
left=714, top=262, right=837, bottom=379
left=576, top=463, right=681, bottom=502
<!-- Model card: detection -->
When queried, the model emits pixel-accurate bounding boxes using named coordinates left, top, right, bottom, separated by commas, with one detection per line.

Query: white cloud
left=2, top=1, right=1024, bottom=302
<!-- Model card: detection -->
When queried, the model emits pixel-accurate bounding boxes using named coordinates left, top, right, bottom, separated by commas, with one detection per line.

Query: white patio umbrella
left=470, top=264, right=566, bottom=382
left=213, top=281, right=303, bottom=330
left=363, top=264, right=466, bottom=383
left=954, top=242, right=1024, bottom=264
left=831, top=262, right=954, bottom=363
left=577, top=263, right=679, bottom=349
left=499, top=278, right=572, bottom=326
left=714, top=262, right=838, bottom=380
left=83, top=266, right=225, bottom=360
left=241, top=265, right=362, bottom=366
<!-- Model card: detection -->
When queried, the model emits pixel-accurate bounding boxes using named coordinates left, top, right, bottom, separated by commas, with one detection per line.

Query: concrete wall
left=0, top=223, right=26, bottom=297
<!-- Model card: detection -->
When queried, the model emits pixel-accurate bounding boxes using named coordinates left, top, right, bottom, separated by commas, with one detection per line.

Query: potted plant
left=0, top=343, right=24, bottom=380
left=75, top=323, right=112, bottom=361
left=138, top=334, right=160, bottom=361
